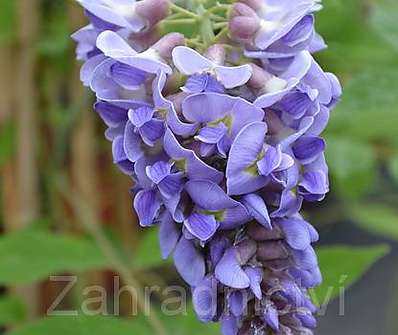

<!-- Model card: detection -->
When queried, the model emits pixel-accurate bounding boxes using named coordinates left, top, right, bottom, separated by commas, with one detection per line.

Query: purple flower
left=172, top=46, right=253, bottom=89
left=226, top=122, right=294, bottom=195
left=71, top=25, right=100, bottom=60
left=182, top=93, right=264, bottom=157
left=77, top=0, right=169, bottom=33
left=73, top=2, right=342, bottom=334
left=229, top=0, right=323, bottom=57
left=96, top=30, right=173, bottom=74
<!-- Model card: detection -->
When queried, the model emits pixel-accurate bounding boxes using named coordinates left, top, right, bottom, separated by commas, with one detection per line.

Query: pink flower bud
left=238, top=0, right=264, bottom=11
left=136, top=0, right=170, bottom=29
left=248, top=63, right=274, bottom=89
left=152, top=32, right=185, bottom=59
left=229, top=16, right=260, bottom=41
left=205, top=44, right=226, bottom=65
left=230, top=2, right=258, bottom=19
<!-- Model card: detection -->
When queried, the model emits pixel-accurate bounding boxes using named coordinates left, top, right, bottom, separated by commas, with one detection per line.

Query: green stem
left=162, top=18, right=197, bottom=25
left=213, top=22, right=228, bottom=29
left=170, top=3, right=198, bottom=18
left=197, top=4, right=215, bottom=48
left=214, top=26, right=228, bottom=42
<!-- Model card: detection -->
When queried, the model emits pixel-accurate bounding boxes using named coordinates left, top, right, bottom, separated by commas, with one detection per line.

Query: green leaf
left=6, top=315, right=150, bottom=335
left=0, top=120, right=16, bottom=167
left=350, top=204, right=398, bottom=241
left=311, top=245, right=389, bottom=306
left=160, top=305, right=219, bottom=335
left=325, top=136, right=376, bottom=199
left=370, top=0, right=398, bottom=54
left=7, top=306, right=219, bottom=335
left=0, top=296, right=26, bottom=325
left=0, top=0, right=16, bottom=43
left=389, top=154, right=398, bottom=183
left=327, top=69, right=398, bottom=145
left=131, top=228, right=167, bottom=270
left=0, top=229, right=110, bottom=285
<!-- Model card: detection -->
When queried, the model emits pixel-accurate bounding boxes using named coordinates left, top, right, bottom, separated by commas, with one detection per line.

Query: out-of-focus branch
left=67, top=0, right=108, bottom=310
left=14, top=0, right=41, bottom=319
left=0, top=43, right=17, bottom=231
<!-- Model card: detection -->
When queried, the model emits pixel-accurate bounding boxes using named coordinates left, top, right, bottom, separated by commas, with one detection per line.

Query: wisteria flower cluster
left=73, top=0, right=341, bottom=334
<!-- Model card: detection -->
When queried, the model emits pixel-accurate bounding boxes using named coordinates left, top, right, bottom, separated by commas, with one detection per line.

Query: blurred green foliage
left=311, top=244, right=390, bottom=306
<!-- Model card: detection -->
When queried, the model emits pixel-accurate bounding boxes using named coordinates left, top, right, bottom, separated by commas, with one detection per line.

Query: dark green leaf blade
left=0, top=229, right=110, bottom=285
left=311, top=245, right=389, bottom=306
left=350, top=204, right=398, bottom=241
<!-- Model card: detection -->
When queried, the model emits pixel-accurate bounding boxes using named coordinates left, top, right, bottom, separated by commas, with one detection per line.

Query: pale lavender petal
left=134, top=189, right=161, bottom=227
left=196, top=124, right=228, bottom=144
left=158, top=173, right=184, bottom=199
left=172, top=46, right=213, bottom=75
left=95, top=101, right=128, bottom=127
left=110, top=62, right=146, bottom=89
left=292, top=246, right=318, bottom=270
left=221, top=205, right=251, bottom=230
left=139, top=119, right=165, bottom=146
left=226, top=122, right=268, bottom=195
left=112, top=135, right=127, bottom=163
left=153, top=72, right=197, bottom=136
left=128, top=106, right=154, bottom=127
left=270, top=191, right=303, bottom=218
left=241, top=193, right=271, bottom=229
left=298, top=170, right=328, bottom=199
left=229, top=291, right=245, bottom=317
left=159, top=211, right=180, bottom=259
left=185, top=180, right=238, bottom=211
left=184, top=213, right=219, bottom=241
left=164, top=129, right=223, bottom=183
left=278, top=218, right=311, bottom=250
left=293, top=135, right=325, bottom=164
left=192, top=276, right=218, bottom=322
left=146, top=161, right=172, bottom=184
left=214, top=64, right=252, bottom=89
left=78, top=0, right=145, bottom=31
left=215, top=248, right=250, bottom=289
left=97, top=31, right=172, bottom=74
left=221, top=316, right=238, bottom=335
left=257, top=146, right=282, bottom=177
left=174, top=237, right=205, bottom=286
left=244, top=267, right=263, bottom=299
left=263, top=305, right=279, bottom=331
left=80, top=54, right=107, bottom=86
left=124, top=121, right=143, bottom=162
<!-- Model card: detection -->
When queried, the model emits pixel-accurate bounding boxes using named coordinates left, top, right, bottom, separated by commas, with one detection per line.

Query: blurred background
left=0, top=0, right=397, bottom=334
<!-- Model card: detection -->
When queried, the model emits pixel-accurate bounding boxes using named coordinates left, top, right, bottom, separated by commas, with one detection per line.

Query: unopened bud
left=230, top=2, right=258, bottom=19
left=205, top=44, right=226, bottom=65
left=238, top=0, right=264, bottom=12
left=136, top=0, right=170, bottom=29
left=229, top=16, right=260, bottom=42
left=237, top=239, right=257, bottom=264
left=152, top=32, right=185, bottom=59
left=257, top=241, right=288, bottom=261
left=248, top=63, right=274, bottom=89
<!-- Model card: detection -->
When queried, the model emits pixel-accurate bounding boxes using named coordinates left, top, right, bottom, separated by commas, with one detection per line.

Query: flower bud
left=136, top=0, right=170, bottom=29
left=205, top=44, right=226, bottom=65
left=238, top=0, right=264, bottom=12
left=152, top=32, right=185, bottom=60
left=237, top=239, right=257, bottom=264
left=229, top=16, right=260, bottom=42
left=257, top=241, right=289, bottom=261
left=247, top=63, right=274, bottom=89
